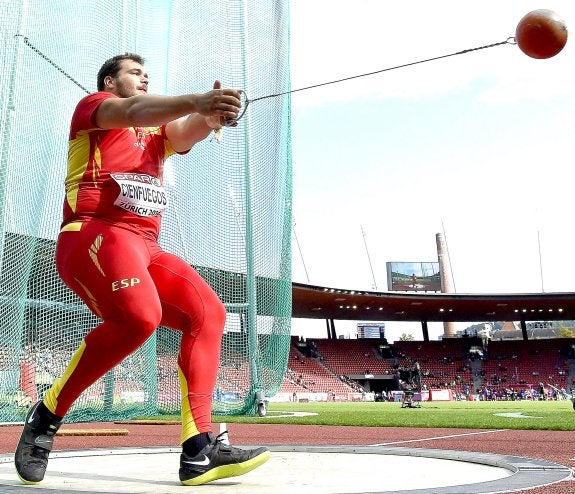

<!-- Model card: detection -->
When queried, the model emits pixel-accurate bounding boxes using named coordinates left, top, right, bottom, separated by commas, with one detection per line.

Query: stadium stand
left=281, top=346, right=357, bottom=395
left=308, top=338, right=395, bottom=376
left=277, top=336, right=575, bottom=402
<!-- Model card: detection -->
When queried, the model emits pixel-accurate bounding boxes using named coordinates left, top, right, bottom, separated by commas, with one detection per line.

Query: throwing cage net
left=0, top=0, right=292, bottom=421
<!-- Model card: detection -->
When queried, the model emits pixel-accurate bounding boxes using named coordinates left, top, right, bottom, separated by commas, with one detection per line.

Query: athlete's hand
left=196, top=80, right=241, bottom=121
left=205, top=114, right=223, bottom=129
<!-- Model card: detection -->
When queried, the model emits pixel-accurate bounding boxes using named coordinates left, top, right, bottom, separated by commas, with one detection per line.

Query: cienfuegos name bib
left=111, top=172, right=167, bottom=217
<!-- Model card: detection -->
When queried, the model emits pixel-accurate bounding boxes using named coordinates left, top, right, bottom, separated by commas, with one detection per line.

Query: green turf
left=145, top=400, right=575, bottom=431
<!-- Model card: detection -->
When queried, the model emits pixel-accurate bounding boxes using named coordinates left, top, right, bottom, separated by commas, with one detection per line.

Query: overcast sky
left=288, top=1, right=575, bottom=341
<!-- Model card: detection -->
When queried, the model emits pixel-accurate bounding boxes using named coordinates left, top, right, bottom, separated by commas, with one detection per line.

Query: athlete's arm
left=165, top=81, right=236, bottom=153
left=93, top=83, right=241, bottom=135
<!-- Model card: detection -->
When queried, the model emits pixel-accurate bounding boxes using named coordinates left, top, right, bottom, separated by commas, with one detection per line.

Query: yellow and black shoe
left=15, top=401, right=62, bottom=484
left=179, top=431, right=270, bottom=486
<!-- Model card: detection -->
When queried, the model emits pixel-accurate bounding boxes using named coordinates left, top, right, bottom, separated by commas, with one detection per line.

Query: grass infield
left=144, top=401, right=575, bottom=431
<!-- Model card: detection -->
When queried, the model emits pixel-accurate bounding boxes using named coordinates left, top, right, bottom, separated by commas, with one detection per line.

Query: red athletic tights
left=47, top=219, right=225, bottom=441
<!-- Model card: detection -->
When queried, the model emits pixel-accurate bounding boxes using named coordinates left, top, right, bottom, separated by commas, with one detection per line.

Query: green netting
left=0, top=0, right=292, bottom=422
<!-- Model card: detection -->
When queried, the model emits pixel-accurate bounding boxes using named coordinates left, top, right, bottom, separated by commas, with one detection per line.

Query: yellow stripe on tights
left=43, top=339, right=87, bottom=415
left=178, top=366, right=200, bottom=444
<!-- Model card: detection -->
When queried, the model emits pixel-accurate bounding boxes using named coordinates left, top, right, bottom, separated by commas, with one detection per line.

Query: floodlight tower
left=436, top=232, right=456, bottom=338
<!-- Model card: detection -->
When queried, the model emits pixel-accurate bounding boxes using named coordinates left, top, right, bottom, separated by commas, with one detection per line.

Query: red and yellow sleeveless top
left=63, top=91, right=177, bottom=239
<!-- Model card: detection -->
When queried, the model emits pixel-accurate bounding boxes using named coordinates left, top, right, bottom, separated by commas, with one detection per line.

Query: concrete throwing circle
left=0, top=445, right=571, bottom=493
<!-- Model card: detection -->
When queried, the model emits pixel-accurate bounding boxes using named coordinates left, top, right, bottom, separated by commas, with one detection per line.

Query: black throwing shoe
left=179, top=431, right=270, bottom=486
left=14, top=401, right=62, bottom=484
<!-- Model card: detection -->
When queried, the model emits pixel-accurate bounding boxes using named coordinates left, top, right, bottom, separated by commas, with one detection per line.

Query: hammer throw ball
left=515, top=9, right=568, bottom=59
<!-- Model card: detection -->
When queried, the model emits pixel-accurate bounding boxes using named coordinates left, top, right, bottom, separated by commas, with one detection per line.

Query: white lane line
left=372, top=429, right=509, bottom=446
left=260, top=411, right=319, bottom=418
left=493, top=412, right=543, bottom=419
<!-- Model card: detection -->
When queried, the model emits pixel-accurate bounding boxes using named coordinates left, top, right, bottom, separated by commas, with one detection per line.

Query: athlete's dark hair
left=97, top=53, right=145, bottom=91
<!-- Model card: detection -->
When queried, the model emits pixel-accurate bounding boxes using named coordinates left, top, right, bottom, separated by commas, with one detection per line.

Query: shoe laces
left=212, top=430, right=232, bottom=449
left=214, top=431, right=229, bottom=442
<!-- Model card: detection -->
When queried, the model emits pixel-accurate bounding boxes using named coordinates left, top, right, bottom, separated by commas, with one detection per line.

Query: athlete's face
left=105, top=59, right=148, bottom=98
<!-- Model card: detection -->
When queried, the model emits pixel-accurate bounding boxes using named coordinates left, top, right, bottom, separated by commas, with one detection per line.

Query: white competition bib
left=111, top=173, right=168, bottom=217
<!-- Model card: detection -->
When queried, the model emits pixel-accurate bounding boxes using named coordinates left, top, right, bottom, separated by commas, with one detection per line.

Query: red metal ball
left=515, top=9, right=568, bottom=59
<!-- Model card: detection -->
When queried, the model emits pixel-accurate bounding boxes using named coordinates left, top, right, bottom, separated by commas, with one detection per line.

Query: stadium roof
left=8, top=232, right=575, bottom=325
left=292, top=282, right=575, bottom=323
